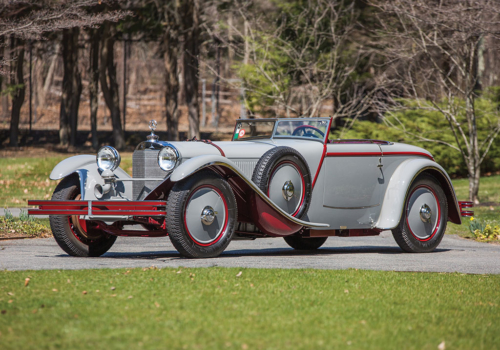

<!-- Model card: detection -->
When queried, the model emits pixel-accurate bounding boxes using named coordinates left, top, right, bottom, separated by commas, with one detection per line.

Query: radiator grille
left=133, top=149, right=167, bottom=200
left=232, top=160, right=258, bottom=179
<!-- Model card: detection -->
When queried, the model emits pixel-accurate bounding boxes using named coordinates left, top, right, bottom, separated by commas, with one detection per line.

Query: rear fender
left=49, top=155, right=132, bottom=201
left=375, top=158, right=461, bottom=230
left=164, top=155, right=329, bottom=235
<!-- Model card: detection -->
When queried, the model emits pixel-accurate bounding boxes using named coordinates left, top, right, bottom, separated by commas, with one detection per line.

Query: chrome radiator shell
left=132, top=148, right=166, bottom=200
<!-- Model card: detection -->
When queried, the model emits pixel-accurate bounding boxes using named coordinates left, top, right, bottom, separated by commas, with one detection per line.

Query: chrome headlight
left=97, top=146, right=121, bottom=171
left=158, top=146, right=179, bottom=172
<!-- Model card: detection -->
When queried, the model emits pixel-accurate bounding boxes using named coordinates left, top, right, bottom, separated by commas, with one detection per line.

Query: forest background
left=1, top=0, right=500, bottom=204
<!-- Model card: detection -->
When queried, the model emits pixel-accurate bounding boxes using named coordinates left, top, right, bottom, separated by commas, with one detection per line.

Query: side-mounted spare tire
left=49, top=175, right=117, bottom=257
left=252, top=146, right=323, bottom=250
left=251, top=146, right=312, bottom=219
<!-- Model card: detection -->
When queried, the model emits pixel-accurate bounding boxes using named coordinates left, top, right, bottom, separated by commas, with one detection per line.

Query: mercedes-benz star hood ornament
left=147, top=119, right=159, bottom=142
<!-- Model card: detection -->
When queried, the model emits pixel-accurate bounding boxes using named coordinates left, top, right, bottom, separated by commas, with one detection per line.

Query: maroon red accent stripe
left=326, top=151, right=434, bottom=161
left=312, top=144, right=327, bottom=190
left=201, top=139, right=225, bottom=157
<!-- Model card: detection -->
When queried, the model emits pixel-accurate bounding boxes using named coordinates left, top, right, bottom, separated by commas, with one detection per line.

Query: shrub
left=332, top=96, right=500, bottom=177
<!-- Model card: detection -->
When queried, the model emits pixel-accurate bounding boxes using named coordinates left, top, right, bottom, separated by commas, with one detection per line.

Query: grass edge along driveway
left=1, top=267, right=499, bottom=350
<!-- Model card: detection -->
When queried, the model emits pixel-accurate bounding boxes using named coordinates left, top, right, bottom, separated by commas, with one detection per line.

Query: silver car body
left=47, top=117, right=461, bottom=232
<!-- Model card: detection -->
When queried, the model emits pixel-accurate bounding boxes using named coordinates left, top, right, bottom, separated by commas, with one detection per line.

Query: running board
left=27, top=200, right=167, bottom=217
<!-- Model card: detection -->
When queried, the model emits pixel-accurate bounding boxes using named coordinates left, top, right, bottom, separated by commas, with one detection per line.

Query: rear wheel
left=392, top=174, right=448, bottom=253
left=49, top=175, right=117, bottom=257
left=284, top=236, right=327, bottom=250
left=166, top=170, right=237, bottom=258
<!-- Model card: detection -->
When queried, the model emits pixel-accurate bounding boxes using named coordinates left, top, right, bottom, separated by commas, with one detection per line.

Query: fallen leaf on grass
left=1, top=310, right=6, bottom=314
left=7, top=292, right=13, bottom=296
left=154, top=302, right=160, bottom=308
left=32, top=310, right=37, bottom=314
left=24, top=278, right=30, bottom=287
left=8, top=300, right=13, bottom=303
left=128, top=296, right=133, bottom=299
left=110, top=294, right=117, bottom=297
left=438, top=341, right=445, bottom=350
left=236, top=271, right=242, bottom=277
left=176, top=270, right=182, bottom=274
left=344, top=289, right=349, bottom=294
left=52, top=289, right=58, bottom=292
left=67, top=279, right=71, bottom=284
left=241, top=344, right=248, bottom=350
left=110, top=286, right=116, bottom=290
left=82, top=291, right=87, bottom=295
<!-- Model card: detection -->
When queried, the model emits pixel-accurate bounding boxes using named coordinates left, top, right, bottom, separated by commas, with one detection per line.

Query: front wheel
left=392, top=174, right=448, bottom=253
left=166, top=170, right=237, bottom=258
left=49, top=175, right=117, bottom=257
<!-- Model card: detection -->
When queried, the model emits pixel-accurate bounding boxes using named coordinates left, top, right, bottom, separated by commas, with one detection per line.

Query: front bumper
left=28, top=200, right=167, bottom=217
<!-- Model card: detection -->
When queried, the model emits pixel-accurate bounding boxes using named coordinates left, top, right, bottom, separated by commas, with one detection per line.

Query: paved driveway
left=1, top=231, right=499, bottom=274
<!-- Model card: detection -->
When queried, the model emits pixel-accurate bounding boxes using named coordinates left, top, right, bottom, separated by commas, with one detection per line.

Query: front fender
left=169, top=155, right=329, bottom=234
left=49, top=155, right=132, bottom=201
left=375, top=158, right=461, bottom=230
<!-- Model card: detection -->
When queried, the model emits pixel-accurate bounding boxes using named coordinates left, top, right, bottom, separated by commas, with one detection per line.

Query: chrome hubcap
left=201, top=206, right=216, bottom=225
left=420, top=204, right=432, bottom=223
left=282, top=180, right=295, bottom=201
left=185, top=187, right=227, bottom=245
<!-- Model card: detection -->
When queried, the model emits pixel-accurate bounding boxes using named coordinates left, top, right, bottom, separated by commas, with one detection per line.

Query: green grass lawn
left=0, top=267, right=499, bottom=350
left=0, top=155, right=132, bottom=208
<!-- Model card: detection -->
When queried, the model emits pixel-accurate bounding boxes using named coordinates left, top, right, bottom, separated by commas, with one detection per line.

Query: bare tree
left=182, top=0, right=201, bottom=140
left=100, top=22, right=125, bottom=150
left=161, top=1, right=181, bottom=141
left=373, top=0, right=500, bottom=203
left=9, top=36, right=25, bottom=147
left=225, top=0, right=379, bottom=124
left=88, top=27, right=100, bottom=149
left=59, top=28, right=82, bottom=146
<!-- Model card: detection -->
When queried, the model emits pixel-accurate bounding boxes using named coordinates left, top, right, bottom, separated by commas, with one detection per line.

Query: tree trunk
left=182, top=0, right=200, bottom=139
left=69, top=28, right=82, bottom=147
left=164, top=29, right=180, bottom=141
left=89, top=28, right=100, bottom=150
left=9, top=37, right=25, bottom=147
left=0, top=36, right=9, bottom=119
left=40, top=43, right=59, bottom=109
left=100, top=23, right=125, bottom=150
left=60, top=29, right=81, bottom=146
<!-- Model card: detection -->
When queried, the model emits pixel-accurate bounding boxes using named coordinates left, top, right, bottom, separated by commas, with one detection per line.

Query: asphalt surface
left=1, top=231, right=499, bottom=274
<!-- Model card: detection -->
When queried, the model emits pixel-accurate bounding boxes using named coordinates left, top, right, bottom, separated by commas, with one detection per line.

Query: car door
left=321, top=142, right=384, bottom=228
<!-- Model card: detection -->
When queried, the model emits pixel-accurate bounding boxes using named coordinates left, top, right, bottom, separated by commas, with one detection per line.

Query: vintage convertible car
left=29, top=118, right=473, bottom=258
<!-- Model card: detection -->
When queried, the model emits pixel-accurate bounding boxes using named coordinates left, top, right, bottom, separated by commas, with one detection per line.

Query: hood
left=167, top=140, right=275, bottom=160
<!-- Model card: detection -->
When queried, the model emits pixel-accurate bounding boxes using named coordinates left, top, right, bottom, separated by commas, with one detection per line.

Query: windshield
left=274, top=119, right=329, bottom=142
left=233, top=120, right=275, bottom=141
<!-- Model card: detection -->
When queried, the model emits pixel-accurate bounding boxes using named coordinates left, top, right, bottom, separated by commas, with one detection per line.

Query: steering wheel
left=292, top=125, right=325, bottom=139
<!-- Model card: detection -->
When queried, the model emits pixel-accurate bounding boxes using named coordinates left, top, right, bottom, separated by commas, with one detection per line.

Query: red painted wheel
left=49, top=175, right=116, bottom=257
left=392, top=174, right=448, bottom=253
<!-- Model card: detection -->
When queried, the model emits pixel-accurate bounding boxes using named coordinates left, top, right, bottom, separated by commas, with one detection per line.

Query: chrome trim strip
left=323, top=204, right=380, bottom=210
left=174, top=160, right=330, bottom=228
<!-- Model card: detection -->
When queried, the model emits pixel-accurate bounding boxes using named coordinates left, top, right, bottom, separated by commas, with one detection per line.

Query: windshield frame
left=231, top=117, right=332, bottom=143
